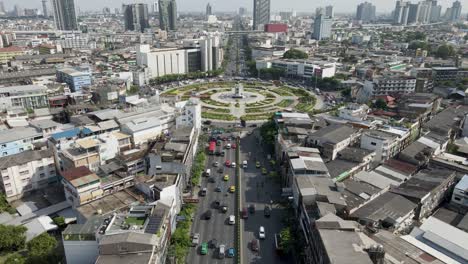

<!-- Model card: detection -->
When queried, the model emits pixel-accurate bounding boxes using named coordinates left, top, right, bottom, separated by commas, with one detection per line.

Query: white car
left=226, top=143, right=231, bottom=149
left=229, top=215, right=235, bottom=225
left=231, top=162, right=236, bottom=168
left=191, top=233, right=200, bottom=246
left=213, top=161, right=219, bottom=167
left=259, top=226, right=266, bottom=239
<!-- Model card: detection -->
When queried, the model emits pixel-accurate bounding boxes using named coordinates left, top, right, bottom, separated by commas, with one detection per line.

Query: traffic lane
left=239, top=135, right=288, bottom=264
left=189, top=147, right=236, bottom=264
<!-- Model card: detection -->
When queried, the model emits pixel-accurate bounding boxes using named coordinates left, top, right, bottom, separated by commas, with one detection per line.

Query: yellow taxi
left=229, top=185, right=236, bottom=193
left=223, top=174, right=229, bottom=181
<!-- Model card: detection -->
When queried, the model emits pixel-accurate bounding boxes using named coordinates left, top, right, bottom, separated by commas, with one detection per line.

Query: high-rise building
left=356, top=2, right=376, bottom=23
left=52, top=0, right=78, bottom=30
left=450, top=0, right=462, bottom=22
left=206, top=3, right=212, bottom=16
left=239, top=7, right=247, bottom=16
left=313, top=14, right=332, bottom=40
left=42, top=0, right=49, bottom=17
left=14, top=5, right=25, bottom=17
left=152, top=2, right=159, bottom=14
left=253, top=0, right=270, bottom=30
left=315, top=7, right=324, bottom=17
left=407, top=3, right=420, bottom=24
left=394, top=1, right=410, bottom=25
left=325, top=5, right=334, bottom=18
left=429, top=0, right=441, bottom=22
left=0, top=2, right=5, bottom=14
left=159, top=0, right=177, bottom=31
left=123, top=3, right=150, bottom=33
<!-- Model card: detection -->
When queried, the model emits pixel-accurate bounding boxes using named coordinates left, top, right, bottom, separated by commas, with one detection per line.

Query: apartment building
left=56, top=67, right=92, bottom=92
left=0, top=150, right=56, bottom=201
left=62, top=166, right=103, bottom=207
left=451, top=175, right=468, bottom=209
left=362, top=76, right=416, bottom=99
left=257, top=59, right=336, bottom=79
left=0, top=85, right=49, bottom=111
left=0, top=127, right=43, bottom=157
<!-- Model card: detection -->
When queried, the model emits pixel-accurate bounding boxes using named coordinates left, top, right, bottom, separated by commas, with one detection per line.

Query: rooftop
left=0, top=149, right=53, bottom=170
left=62, top=166, right=100, bottom=188
left=0, top=127, right=42, bottom=144
left=309, top=124, right=357, bottom=144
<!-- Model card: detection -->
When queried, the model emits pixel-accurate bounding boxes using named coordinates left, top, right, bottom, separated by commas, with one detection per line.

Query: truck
left=208, top=141, right=216, bottom=155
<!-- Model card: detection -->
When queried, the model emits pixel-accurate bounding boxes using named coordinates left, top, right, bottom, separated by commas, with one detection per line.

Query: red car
left=225, top=160, right=231, bottom=167
left=251, top=239, right=259, bottom=252
left=242, top=207, right=248, bottom=219
left=232, top=143, right=237, bottom=149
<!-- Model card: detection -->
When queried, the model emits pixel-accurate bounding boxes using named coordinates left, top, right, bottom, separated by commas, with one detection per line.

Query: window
left=2, top=152, right=7, bottom=156
left=19, top=148, right=23, bottom=152
left=19, top=171, right=29, bottom=176
left=3, top=176, right=9, bottom=181
left=5, top=183, right=11, bottom=187
left=39, top=173, right=45, bottom=178
left=38, top=166, right=44, bottom=171
left=371, top=142, right=377, bottom=146
left=1, top=144, right=5, bottom=148
left=6, top=190, right=13, bottom=195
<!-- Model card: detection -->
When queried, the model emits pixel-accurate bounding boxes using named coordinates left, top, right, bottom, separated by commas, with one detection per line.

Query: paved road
left=239, top=132, right=291, bottom=264
left=188, top=137, right=237, bottom=264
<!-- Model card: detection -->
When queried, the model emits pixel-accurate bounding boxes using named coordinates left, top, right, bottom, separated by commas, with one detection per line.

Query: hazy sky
left=4, top=0, right=467, bottom=13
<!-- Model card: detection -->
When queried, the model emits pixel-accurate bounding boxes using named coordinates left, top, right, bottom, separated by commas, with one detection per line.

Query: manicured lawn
left=125, top=217, right=146, bottom=226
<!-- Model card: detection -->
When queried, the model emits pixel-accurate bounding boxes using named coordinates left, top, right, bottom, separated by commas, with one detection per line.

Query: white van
left=242, top=160, right=248, bottom=169
left=205, top=169, right=211, bottom=177
left=218, top=244, right=225, bottom=259
left=229, top=215, right=235, bottom=225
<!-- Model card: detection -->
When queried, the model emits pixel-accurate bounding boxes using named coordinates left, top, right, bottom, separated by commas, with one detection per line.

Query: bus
left=208, top=141, right=216, bottom=155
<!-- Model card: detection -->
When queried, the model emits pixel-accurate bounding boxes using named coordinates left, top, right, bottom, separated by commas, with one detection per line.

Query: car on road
left=209, top=239, right=217, bottom=249
left=228, top=248, right=235, bottom=258
left=223, top=174, right=229, bottom=181
left=215, top=186, right=222, bottom=192
left=204, top=210, right=213, bottom=220
left=242, top=160, right=247, bottom=168
left=220, top=151, right=225, bottom=157
left=249, top=204, right=255, bottom=214
left=256, top=161, right=261, bottom=168
left=215, top=151, right=221, bottom=156
left=264, top=206, right=271, bottom=217
left=259, top=226, right=266, bottom=239
left=229, top=185, right=236, bottom=193
left=251, top=238, right=259, bottom=252
left=248, top=131, right=253, bottom=135
left=213, top=200, right=220, bottom=209
left=216, top=140, right=221, bottom=146
left=229, top=215, right=235, bottom=225
left=213, top=161, right=219, bottom=167
left=261, top=168, right=267, bottom=175
left=208, top=177, right=216, bottom=183
left=200, top=242, right=208, bottom=255
left=221, top=205, right=228, bottom=213
left=242, top=207, right=248, bottom=219
left=191, top=233, right=200, bottom=246
left=226, top=143, right=231, bottom=149
left=232, top=143, right=237, bottom=149
left=225, top=160, right=231, bottom=167
left=217, top=167, right=223, bottom=173
left=200, top=188, right=207, bottom=196
left=218, top=244, right=226, bottom=259
left=231, top=162, right=236, bottom=168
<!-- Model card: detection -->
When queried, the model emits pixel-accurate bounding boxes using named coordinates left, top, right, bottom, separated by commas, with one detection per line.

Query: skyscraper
left=123, top=3, right=150, bottom=32
left=51, top=0, right=77, bottom=30
left=152, top=1, right=158, bottom=14
left=253, top=0, right=270, bottom=30
left=42, top=0, right=49, bottom=17
left=206, top=3, right=212, bottom=16
left=313, top=14, right=332, bottom=40
left=394, top=1, right=410, bottom=25
left=429, top=0, right=441, bottom=22
left=407, top=3, right=420, bottom=24
left=239, top=7, right=247, bottom=16
left=159, top=0, right=177, bottom=31
left=0, top=2, right=5, bottom=14
left=356, top=2, right=376, bottom=23
left=325, top=5, right=334, bottom=18
left=450, top=0, right=462, bottom=22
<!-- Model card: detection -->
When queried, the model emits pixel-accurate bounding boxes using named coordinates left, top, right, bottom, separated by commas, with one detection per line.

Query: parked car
left=259, top=226, right=266, bottom=239
left=191, top=233, right=200, bottom=246
left=200, top=242, right=208, bottom=255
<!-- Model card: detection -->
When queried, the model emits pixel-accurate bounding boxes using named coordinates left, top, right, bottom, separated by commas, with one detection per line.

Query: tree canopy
left=374, top=98, right=387, bottom=110
left=408, top=41, right=430, bottom=51
left=436, top=44, right=456, bottom=59
left=283, top=49, right=308, bottom=59
left=0, top=225, right=27, bottom=252
left=26, top=233, right=58, bottom=264
left=315, top=77, right=341, bottom=90
left=4, top=253, right=26, bottom=264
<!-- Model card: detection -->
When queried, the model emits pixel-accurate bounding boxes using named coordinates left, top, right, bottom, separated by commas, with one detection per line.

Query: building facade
left=0, top=85, right=49, bottom=111
left=158, top=0, right=177, bottom=31
left=123, top=3, right=150, bottom=33
left=52, top=0, right=78, bottom=30
left=253, top=0, right=270, bottom=30
left=313, top=14, right=332, bottom=40
left=356, top=2, right=376, bottom=23
left=56, top=68, right=92, bottom=92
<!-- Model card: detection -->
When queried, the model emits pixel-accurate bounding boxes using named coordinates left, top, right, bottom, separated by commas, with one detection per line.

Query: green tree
left=0, top=225, right=27, bottom=252
left=260, top=120, right=278, bottom=146
left=436, top=44, right=455, bottom=59
left=52, top=216, right=66, bottom=228
left=279, top=227, right=293, bottom=254
left=0, top=193, right=15, bottom=214
left=408, top=41, right=430, bottom=51
left=405, top=31, right=426, bottom=42
left=340, top=88, right=351, bottom=98
left=465, top=35, right=468, bottom=41
left=5, top=253, right=26, bottom=264
left=374, top=98, right=387, bottom=110
left=282, top=49, right=308, bottom=59
left=26, top=233, right=57, bottom=264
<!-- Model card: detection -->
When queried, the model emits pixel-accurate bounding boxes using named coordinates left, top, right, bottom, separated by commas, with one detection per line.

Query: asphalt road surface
left=239, top=132, right=290, bottom=264
left=188, top=136, right=237, bottom=264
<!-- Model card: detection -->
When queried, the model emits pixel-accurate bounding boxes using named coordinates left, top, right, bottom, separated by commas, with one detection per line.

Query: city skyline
left=3, top=0, right=467, bottom=14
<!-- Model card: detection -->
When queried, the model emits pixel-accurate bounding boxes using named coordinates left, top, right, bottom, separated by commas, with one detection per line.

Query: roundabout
left=160, top=81, right=317, bottom=121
